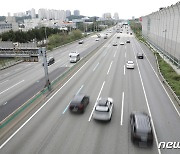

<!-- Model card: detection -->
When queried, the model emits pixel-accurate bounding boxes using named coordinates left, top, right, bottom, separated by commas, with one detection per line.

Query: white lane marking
left=3, top=73, right=10, bottom=76
left=88, top=81, right=105, bottom=122
left=132, top=43, right=161, bottom=154
left=0, top=80, right=25, bottom=95
left=62, top=102, right=70, bottom=114
left=114, top=50, right=117, bottom=57
left=107, top=61, right=113, bottom=75
left=93, top=62, right=99, bottom=72
left=76, top=85, right=84, bottom=95
left=0, top=38, right=106, bottom=149
left=56, top=59, right=61, bottom=63
left=120, top=92, right=125, bottom=125
left=135, top=40, right=180, bottom=117
left=26, top=64, right=31, bottom=67
left=3, top=102, right=8, bottom=106
left=124, top=65, right=126, bottom=75
left=15, top=68, right=21, bottom=72
left=0, top=80, right=9, bottom=85
left=103, top=51, right=107, bottom=57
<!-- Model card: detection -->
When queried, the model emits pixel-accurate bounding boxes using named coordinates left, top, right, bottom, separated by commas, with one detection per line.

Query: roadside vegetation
left=47, top=29, right=83, bottom=50
left=156, top=54, right=180, bottom=98
left=129, top=20, right=180, bottom=99
left=0, top=27, right=62, bottom=43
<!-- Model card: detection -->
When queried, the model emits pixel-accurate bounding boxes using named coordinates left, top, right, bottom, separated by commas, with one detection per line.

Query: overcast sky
left=0, top=0, right=179, bottom=19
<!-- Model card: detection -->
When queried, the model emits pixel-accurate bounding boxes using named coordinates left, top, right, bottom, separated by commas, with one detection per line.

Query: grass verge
left=156, top=53, right=180, bottom=98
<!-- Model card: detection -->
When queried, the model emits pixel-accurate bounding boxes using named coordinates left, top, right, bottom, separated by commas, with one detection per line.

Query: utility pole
left=41, top=47, right=51, bottom=90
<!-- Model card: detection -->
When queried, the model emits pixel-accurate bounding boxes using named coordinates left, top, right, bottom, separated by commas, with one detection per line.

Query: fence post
left=174, top=3, right=180, bottom=68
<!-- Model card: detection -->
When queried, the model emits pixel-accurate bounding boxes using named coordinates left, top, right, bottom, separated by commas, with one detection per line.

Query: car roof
left=134, top=113, right=151, bottom=133
left=127, top=61, right=134, bottom=63
left=71, top=94, right=85, bottom=104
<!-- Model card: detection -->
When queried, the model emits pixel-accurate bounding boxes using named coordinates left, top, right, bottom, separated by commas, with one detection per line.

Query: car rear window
left=95, top=106, right=109, bottom=112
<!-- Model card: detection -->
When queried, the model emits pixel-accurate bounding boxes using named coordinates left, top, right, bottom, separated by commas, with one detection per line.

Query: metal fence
left=142, top=2, right=180, bottom=68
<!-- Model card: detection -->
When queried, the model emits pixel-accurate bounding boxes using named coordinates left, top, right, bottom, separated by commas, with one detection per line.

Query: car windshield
left=128, top=61, right=133, bottom=64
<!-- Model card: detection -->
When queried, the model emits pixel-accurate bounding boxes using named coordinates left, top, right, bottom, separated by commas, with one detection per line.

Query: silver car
left=93, top=97, right=113, bottom=121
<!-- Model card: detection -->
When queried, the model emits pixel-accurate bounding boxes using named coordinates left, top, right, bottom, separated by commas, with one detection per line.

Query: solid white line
left=132, top=43, right=161, bottom=154
left=0, top=40, right=104, bottom=149
left=76, top=85, right=84, bottom=95
left=120, top=92, right=124, bottom=125
left=124, top=65, right=126, bottom=75
left=88, top=81, right=105, bottom=122
left=0, top=80, right=24, bottom=95
left=93, top=62, right=99, bottom=72
left=62, top=102, right=70, bottom=114
left=0, top=80, right=9, bottom=85
left=107, top=61, right=113, bottom=75
left=135, top=40, right=180, bottom=117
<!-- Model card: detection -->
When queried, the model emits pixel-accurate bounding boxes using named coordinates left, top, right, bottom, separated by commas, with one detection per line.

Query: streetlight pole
left=163, top=29, right=167, bottom=59
left=41, top=47, right=51, bottom=90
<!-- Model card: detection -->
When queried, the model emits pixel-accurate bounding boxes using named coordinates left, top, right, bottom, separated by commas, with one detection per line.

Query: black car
left=137, top=53, right=144, bottom=59
left=126, top=40, right=130, bottom=43
left=79, top=40, right=84, bottom=44
left=42, top=57, right=55, bottom=66
left=130, top=112, right=153, bottom=146
left=69, top=94, right=89, bottom=113
left=47, top=57, right=55, bottom=66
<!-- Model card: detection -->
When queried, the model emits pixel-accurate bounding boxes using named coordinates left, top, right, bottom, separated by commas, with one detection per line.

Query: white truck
left=69, top=52, right=80, bottom=63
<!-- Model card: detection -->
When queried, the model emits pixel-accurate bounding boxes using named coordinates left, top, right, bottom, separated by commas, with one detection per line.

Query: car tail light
left=79, top=104, right=84, bottom=110
left=69, top=105, right=73, bottom=110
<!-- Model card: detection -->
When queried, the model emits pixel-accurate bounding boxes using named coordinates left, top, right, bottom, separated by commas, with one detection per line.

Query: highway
left=0, top=26, right=180, bottom=154
left=0, top=31, right=111, bottom=120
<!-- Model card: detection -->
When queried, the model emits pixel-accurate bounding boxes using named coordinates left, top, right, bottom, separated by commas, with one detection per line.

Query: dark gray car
left=69, top=94, right=89, bottom=113
left=130, top=112, right=153, bottom=146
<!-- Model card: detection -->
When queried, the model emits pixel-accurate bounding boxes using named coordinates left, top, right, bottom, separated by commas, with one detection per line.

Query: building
left=74, top=10, right=80, bottom=16
left=13, top=12, right=26, bottom=17
left=66, top=10, right=71, bottom=17
left=38, top=9, right=48, bottom=20
left=31, top=8, right=36, bottom=19
left=113, top=13, right=119, bottom=20
left=38, top=9, right=66, bottom=21
left=23, top=18, right=40, bottom=31
left=0, top=17, right=18, bottom=34
left=102, top=13, right=112, bottom=19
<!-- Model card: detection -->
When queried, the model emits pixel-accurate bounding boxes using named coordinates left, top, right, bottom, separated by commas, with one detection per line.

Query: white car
left=113, top=42, right=118, bottom=46
left=95, top=38, right=99, bottom=41
left=120, top=42, right=124, bottom=45
left=126, top=61, right=135, bottom=69
left=69, top=51, right=79, bottom=57
left=93, top=97, right=113, bottom=121
left=79, top=40, right=84, bottom=44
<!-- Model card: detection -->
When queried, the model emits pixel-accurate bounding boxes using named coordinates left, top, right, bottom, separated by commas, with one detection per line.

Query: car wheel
left=109, top=116, right=112, bottom=121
